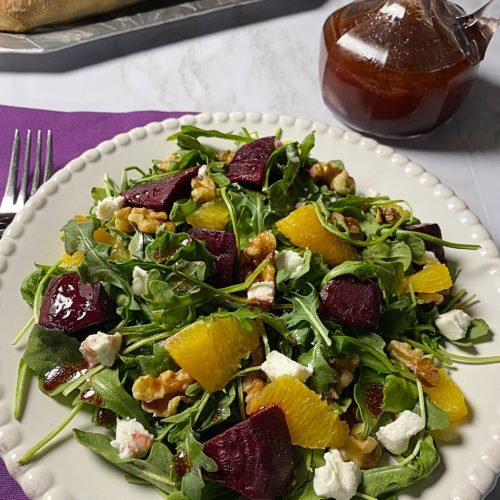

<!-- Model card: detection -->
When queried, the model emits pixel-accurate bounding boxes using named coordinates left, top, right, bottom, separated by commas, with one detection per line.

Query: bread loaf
left=0, top=0, right=144, bottom=32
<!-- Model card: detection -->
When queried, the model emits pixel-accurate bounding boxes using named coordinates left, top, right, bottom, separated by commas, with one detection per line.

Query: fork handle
left=0, top=212, right=16, bottom=238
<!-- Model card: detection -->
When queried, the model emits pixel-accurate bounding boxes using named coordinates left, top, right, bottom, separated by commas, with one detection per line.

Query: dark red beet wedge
left=404, top=223, right=445, bottom=262
left=320, top=276, right=382, bottom=330
left=203, top=405, right=296, bottom=499
left=122, top=167, right=199, bottom=212
left=227, top=137, right=275, bottom=187
left=39, top=273, right=118, bottom=337
left=188, top=227, right=236, bottom=287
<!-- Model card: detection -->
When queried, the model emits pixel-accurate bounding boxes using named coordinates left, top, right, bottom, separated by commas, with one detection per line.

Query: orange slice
left=424, top=368, right=468, bottom=422
left=166, top=317, right=260, bottom=393
left=398, top=262, right=452, bottom=294
left=275, top=204, right=358, bottom=266
left=186, top=197, right=229, bottom=230
left=247, top=375, right=349, bottom=448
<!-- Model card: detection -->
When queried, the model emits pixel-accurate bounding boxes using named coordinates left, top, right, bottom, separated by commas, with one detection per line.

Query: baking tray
left=0, top=0, right=265, bottom=54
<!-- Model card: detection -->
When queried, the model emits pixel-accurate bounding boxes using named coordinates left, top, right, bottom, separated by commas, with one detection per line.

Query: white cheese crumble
left=275, top=250, right=305, bottom=280
left=95, top=196, right=125, bottom=222
left=421, top=250, right=439, bottom=265
left=197, top=164, right=208, bottom=178
left=313, top=449, right=361, bottom=500
left=110, top=418, right=154, bottom=459
left=376, top=410, right=425, bottom=454
left=132, top=266, right=149, bottom=296
left=261, top=350, right=312, bottom=383
left=435, top=309, right=472, bottom=341
left=79, top=331, right=122, bottom=368
left=247, top=281, right=275, bottom=305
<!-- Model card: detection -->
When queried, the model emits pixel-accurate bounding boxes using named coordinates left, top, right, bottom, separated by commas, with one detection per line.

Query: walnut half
left=341, top=423, right=382, bottom=469
left=388, top=340, right=440, bottom=387
left=132, top=368, right=194, bottom=417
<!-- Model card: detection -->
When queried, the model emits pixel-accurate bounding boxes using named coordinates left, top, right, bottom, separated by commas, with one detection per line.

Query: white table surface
left=0, top=0, right=498, bottom=497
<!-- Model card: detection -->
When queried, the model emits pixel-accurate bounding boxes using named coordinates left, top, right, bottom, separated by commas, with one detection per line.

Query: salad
left=12, top=126, right=496, bottom=500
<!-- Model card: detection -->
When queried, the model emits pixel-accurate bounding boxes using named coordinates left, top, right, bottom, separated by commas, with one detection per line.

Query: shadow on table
left=382, top=77, right=500, bottom=154
left=0, top=0, right=327, bottom=73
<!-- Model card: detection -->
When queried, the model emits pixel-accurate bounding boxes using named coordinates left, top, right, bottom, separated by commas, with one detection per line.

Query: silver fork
left=0, top=129, right=53, bottom=237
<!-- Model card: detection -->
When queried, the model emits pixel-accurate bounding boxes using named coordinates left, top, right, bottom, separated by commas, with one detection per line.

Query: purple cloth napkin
left=0, top=104, right=192, bottom=500
left=0, top=104, right=191, bottom=194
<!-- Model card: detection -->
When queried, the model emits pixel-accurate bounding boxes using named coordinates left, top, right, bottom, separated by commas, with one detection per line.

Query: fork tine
left=30, top=130, right=42, bottom=197
left=43, top=130, right=53, bottom=183
left=18, top=130, right=32, bottom=206
left=3, top=129, right=20, bottom=204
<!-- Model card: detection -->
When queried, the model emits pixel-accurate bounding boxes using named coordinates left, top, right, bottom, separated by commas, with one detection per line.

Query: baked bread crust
left=0, top=0, right=144, bottom=32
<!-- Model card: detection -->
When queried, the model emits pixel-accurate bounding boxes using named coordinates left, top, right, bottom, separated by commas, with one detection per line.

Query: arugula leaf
left=168, top=125, right=252, bottom=144
left=21, top=265, right=64, bottom=307
left=198, top=386, right=237, bottom=432
left=362, top=240, right=413, bottom=271
left=282, top=284, right=331, bottom=346
left=298, top=132, right=315, bottom=162
left=359, top=435, right=439, bottom=497
left=228, top=188, right=272, bottom=248
left=413, top=396, right=449, bottom=430
left=298, top=343, right=338, bottom=393
left=136, top=342, right=176, bottom=377
left=177, top=430, right=218, bottom=500
left=382, top=375, right=418, bottom=413
left=73, top=430, right=176, bottom=493
left=62, top=218, right=98, bottom=254
left=451, top=318, right=491, bottom=347
left=354, top=368, right=385, bottom=437
left=90, top=369, right=153, bottom=431
left=145, top=231, right=215, bottom=273
left=23, top=325, right=83, bottom=377
left=170, top=199, right=199, bottom=225
left=397, top=232, right=426, bottom=261
left=268, top=143, right=302, bottom=217
left=321, top=259, right=403, bottom=293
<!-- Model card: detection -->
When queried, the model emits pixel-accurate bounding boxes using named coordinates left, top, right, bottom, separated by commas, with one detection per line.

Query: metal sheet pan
left=0, top=0, right=265, bottom=54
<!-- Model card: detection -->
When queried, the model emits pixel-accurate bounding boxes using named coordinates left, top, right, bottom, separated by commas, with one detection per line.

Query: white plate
left=0, top=112, right=499, bottom=500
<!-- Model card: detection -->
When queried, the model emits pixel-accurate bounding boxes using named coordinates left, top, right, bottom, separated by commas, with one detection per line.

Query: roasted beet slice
left=404, top=223, right=445, bottom=262
left=204, top=405, right=296, bottom=499
left=320, top=275, right=382, bottom=330
left=122, top=167, right=199, bottom=212
left=39, top=273, right=118, bottom=337
left=227, top=137, right=275, bottom=187
left=188, top=227, right=236, bottom=286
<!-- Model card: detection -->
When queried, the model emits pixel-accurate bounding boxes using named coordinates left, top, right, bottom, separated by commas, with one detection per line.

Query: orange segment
left=424, top=369, right=468, bottom=422
left=166, top=317, right=260, bottom=393
left=93, top=228, right=116, bottom=245
left=61, top=251, right=85, bottom=269
left=186, top=197, right=229, bottom=230
left=398, top=262, right=452, bottom=294
left=275, top=204, right=358, bottom=266
left=247, top=375, right=349, bottom=449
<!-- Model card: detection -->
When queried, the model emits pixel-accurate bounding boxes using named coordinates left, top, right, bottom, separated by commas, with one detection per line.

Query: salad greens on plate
left=12, top=126, right=497, bottom=500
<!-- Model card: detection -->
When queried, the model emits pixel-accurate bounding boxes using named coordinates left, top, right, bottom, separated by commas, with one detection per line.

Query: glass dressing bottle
left=320, top=0, right=499, bottom=138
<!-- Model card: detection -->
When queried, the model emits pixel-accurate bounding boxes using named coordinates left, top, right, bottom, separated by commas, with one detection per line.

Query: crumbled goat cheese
left=421, top=250, right=439, bottom=265
left=275, top=250, right=305, bottom=280
left=376, top=410, right=425, bottom=454
left=313, top=449, right=361, bottom=500
left=110, top=418, right=154, bottom=459
left=247, top=281, right=275, bottom=305
left=261, top=350, right=312, bottom=383
left=79, top=331, right=122, bottom=368
left=95, top=196, right=125, bottom=222
left=197, top=164, right=208, bottom=178
left=435, top=309, right=472, bottom=341
left=132, top=266, right=149, bottom=296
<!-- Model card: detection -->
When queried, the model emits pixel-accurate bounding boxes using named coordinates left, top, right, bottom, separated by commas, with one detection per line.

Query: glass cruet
left=320, top=0, right=500, bottom=138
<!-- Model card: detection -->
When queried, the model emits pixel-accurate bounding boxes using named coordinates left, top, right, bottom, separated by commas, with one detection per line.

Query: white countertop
left=0, top=0, right=499, bottom=497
